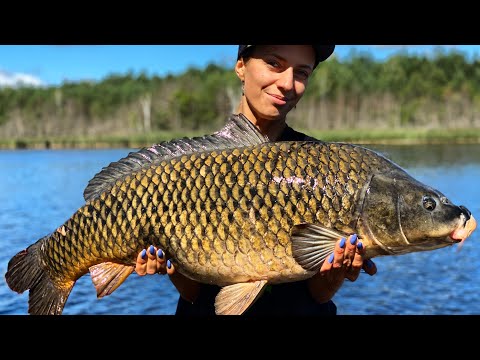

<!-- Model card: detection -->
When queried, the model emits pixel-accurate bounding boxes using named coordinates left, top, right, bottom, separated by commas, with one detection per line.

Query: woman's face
left=236, top=45, right=316, bottom=121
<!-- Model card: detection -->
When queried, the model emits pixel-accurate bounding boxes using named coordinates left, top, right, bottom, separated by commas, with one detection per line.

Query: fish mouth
left=449, top=212, right=477, bottom=244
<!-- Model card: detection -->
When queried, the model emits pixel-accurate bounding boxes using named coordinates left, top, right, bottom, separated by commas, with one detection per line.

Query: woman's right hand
left=135, top=245, right=175, bottom=276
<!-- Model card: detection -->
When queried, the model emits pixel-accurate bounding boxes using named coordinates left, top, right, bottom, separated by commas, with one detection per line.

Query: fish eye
left=422, top=195, right=437, bottom=211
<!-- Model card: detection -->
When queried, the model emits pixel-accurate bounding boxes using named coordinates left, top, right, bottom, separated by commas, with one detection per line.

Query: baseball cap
left=237, top=45, right=335, bottom=68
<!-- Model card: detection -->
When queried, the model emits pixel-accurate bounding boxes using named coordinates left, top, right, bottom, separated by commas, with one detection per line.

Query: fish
left=5, top=114, right=477, bottom=315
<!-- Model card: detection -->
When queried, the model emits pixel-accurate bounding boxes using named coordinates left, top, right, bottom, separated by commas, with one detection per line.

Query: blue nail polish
left=366, top=259, right=373, bottom=268
left=157, top=249, right=164, bottom=259
left=350, top=234, right=358, bottom=245
left=328, top=253, right=334, bottom=263
left=357, top=242, right=363, bottom=250
left=167, top=259, right=172, bottom=269
left=339, top=237, right=346, bottom=248
left=149, top=245, right=155, bottom=255
left=141, top=249, right=146, bottom=259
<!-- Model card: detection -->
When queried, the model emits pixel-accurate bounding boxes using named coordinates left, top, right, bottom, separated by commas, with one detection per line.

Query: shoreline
left=2, top=130, right=480, bottom=150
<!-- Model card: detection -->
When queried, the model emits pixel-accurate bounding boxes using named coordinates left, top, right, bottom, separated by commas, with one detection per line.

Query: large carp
left=5, top=114, right=477, bottom=315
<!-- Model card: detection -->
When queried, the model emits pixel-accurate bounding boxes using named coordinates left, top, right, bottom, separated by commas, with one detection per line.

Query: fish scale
left=45, top=142, right=364, bottom=287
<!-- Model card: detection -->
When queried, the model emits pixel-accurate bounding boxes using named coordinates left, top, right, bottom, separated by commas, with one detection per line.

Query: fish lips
left=449, top=213, right=477, bottom=242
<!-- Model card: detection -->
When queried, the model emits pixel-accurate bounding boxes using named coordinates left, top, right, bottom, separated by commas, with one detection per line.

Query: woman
left=135, top=45, right=377, bottom=315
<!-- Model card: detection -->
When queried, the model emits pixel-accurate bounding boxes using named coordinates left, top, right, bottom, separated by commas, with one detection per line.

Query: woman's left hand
left=307, top=234, right=377, bottom=304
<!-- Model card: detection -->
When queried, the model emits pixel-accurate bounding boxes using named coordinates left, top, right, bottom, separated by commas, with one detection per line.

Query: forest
left=1, top=47, right=480, bottom=148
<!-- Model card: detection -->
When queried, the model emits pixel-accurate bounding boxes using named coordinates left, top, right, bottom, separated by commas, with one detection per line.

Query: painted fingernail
left=357, top=242, right=363, bottom=250
left=366, top=259, right=374, bottom=268
left=157, top=249, right=164, bottom=259
left=350, top=234, right=358, bottom=245
left=149, top=245, right=155, bottom=255
left=339, top=237, right=346, bottom=248
left=141, top=249, right=146, bottom=260
left=328, top=253, right=334, bottom=263
left=167, top=259, right=172, bottom=269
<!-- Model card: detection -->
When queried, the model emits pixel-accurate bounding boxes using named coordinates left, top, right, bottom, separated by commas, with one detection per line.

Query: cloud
left=0, top=70, right=44, bottom=88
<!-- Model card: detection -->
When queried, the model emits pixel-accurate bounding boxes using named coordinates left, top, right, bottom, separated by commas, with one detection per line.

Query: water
left=0, top=149, right=179, bottom=315
left=0, top=144, right=479, bottom=315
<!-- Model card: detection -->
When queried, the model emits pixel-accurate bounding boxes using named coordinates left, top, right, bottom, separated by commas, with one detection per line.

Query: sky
left=1, top=45, right=479, bottom=88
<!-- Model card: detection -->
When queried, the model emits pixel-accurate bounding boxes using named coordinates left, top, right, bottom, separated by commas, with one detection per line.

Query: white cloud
left=0, top=70, right=44, bottom=88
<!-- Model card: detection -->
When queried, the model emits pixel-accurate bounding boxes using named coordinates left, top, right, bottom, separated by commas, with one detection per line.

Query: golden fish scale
left=41, top=142, right=378, bottom=286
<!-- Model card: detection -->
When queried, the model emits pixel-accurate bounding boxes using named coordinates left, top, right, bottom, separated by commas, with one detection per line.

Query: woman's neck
left=235, top=103, right=287, bottom=141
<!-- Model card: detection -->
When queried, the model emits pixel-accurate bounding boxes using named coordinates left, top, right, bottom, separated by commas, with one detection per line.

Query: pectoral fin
left=215, top=279, right=268, bottom=315
left=291, top=223, right=347, bottom=272
left=89, top=262, right=134, bottom=298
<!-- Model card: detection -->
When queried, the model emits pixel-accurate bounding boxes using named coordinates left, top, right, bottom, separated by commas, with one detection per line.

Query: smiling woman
left=235, top=45, right=317, bottom=133
left=2, top=45, right=376, bottom=315
left=4, top=46, right=479, bottom=316
left=133, top=44, right=378, bottom=316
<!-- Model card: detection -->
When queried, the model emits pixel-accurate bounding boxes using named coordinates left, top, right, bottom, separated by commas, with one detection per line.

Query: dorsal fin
left=83, top=113, right=269, bottom=202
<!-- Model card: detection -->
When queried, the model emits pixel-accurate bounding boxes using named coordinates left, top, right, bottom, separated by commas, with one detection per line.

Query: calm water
left=0, top=144, right=479, bottom=315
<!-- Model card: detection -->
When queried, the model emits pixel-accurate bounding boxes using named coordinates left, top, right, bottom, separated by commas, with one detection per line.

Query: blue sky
left=1, top=45, right=479, bottom=88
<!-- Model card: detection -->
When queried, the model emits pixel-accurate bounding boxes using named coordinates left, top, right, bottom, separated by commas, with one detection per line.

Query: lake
left=0, top=143, right=479, bottom=315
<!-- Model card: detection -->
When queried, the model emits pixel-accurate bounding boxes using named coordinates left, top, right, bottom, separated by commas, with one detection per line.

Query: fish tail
left=5, top=236, right=73, bottom=315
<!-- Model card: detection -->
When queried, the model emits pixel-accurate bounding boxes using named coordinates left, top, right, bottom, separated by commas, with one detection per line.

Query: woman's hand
left=135, top=245, right=201, bottom=303
left=135, top=245, right=175, bottom=276
left=307, top=234, right=377, bottom=304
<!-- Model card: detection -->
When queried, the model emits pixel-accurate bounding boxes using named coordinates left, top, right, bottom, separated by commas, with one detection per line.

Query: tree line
left=1, top=48, right=480, bottom=141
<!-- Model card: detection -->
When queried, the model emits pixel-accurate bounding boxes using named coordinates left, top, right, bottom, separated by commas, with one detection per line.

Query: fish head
left=360, top=171, right=476, bottom=256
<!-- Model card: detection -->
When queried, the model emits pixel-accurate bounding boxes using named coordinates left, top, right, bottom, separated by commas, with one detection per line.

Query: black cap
left=237, top=45, right=335, bottom=68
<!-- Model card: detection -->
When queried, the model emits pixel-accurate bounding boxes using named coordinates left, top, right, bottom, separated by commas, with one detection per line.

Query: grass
left=305, top=128, right=480, bottom=145
left=2, top=127, right=480, bottom=150
left=0, top=131, right=205, bottom=150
